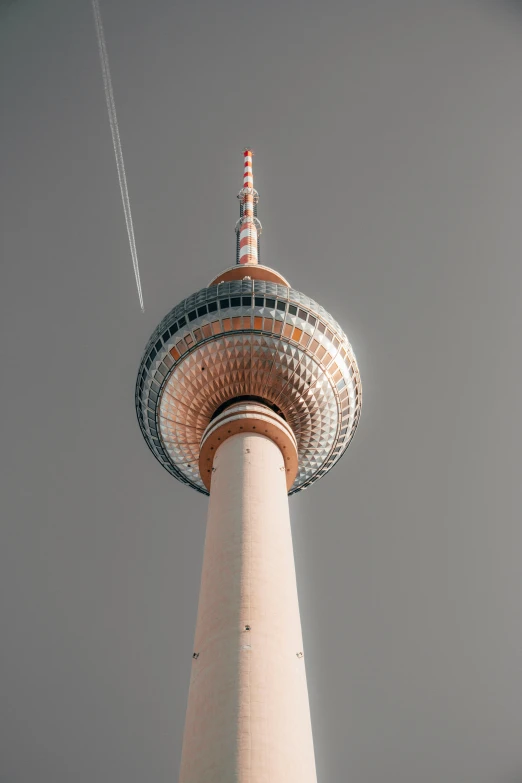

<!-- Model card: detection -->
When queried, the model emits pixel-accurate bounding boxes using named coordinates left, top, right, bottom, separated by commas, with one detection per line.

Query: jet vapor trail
left=92, top=0, right=144, bottom=312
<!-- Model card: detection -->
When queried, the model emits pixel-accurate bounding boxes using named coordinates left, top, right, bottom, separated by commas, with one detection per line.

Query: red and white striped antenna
left=236, top=148, right=262, bottom=265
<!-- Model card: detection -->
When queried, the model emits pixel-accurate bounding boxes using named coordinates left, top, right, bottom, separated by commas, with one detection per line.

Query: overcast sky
left=2, top=1, right=522, bottom=781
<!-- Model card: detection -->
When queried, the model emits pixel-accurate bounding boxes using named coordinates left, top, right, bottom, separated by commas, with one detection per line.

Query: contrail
left=92, top=0, right=144, bottom=312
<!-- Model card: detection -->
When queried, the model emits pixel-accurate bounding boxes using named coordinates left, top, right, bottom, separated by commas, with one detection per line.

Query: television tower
left=135, top=150, right=362, bottom=782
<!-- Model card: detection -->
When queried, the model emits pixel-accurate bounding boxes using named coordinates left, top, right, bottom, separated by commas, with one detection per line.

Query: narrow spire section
left=236, top=148, right=262, bottom=265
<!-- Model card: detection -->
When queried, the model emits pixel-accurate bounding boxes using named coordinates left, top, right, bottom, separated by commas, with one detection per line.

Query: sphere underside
left=136, top=279, right=362, bottom=494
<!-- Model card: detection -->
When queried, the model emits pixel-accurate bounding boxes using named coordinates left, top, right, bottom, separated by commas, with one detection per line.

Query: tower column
left=178, top=405, right=317, bottom=783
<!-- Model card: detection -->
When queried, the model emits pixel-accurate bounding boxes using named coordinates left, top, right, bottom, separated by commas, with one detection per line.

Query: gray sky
left=1, top=0, right=522, bottom=781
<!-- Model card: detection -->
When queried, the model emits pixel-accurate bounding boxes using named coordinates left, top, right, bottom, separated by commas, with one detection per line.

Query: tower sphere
left=135, top=153, right=362, bottom=494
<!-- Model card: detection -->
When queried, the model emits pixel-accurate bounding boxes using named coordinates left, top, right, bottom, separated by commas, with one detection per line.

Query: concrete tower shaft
left=179, top=409, right=316, bottom=783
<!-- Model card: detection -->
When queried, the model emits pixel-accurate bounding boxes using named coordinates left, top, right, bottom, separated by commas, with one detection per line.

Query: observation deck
left=135, top=271, right=362, bottom=495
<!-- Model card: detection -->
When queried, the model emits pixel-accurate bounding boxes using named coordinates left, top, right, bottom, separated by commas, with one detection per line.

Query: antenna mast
left=235, top=148, right=262, bottom=264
